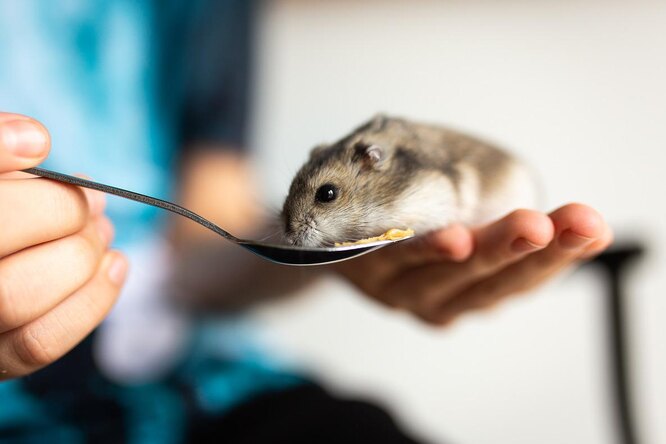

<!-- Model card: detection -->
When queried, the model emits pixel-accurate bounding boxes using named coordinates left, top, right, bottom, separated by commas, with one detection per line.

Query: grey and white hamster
left=282, top=114, right=537, bottom=247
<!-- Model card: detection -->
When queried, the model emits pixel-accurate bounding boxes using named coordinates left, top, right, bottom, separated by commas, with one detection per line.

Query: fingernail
left=1, top=119, right=49, bottom=158
left=558, top=229, right=595, bottom=249
left=96, top=217, right=114, bottom=246
left=107, top=254, right=128, bottom=286
left=511, top=238, right=544, bottom=253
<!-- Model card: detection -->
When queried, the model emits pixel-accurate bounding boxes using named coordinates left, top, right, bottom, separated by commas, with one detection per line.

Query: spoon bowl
left=238, top=239, right=405, bottom=266
left=23, top=167, right=414, bottom=266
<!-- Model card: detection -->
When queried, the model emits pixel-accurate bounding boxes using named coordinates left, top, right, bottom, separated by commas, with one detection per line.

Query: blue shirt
left=0, top=0, right=251, bottom=246
left=0, top=1, right=302, bottom=442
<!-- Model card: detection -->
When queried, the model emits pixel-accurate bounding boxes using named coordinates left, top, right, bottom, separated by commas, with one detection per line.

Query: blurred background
left=246, top=1, right=666, bottom=443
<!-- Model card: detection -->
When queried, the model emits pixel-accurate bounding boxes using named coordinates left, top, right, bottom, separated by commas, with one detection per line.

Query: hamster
left=281, top=114, right=538, bottom=247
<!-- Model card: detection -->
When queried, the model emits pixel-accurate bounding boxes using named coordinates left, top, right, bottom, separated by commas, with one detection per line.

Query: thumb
left=0, top=113, right=51, bottom=174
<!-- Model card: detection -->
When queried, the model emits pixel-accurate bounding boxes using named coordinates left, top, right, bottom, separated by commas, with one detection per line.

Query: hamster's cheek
left=313, top=214, right=345, bottom=243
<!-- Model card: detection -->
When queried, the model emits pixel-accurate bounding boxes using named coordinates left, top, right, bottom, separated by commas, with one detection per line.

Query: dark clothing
left=190, top=383, right=427, bottom=444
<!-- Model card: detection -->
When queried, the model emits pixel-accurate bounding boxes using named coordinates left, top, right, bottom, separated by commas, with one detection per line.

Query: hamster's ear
left=368, top=113, right=388, bottom=132
left=349, top=113, right=389, bottom=136
left=309, top=144, right=329, bottom=159
left=354, top=143, right=389, bottom=170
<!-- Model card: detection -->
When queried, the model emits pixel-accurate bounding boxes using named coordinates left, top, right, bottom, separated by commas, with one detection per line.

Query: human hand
left=0, top=112, right=128, bottom=379
left=335, top=204, right=613, bottom=325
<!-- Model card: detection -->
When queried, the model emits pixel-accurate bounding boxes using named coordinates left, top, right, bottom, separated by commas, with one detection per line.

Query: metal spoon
left=22, top=167, right=413, bottom=266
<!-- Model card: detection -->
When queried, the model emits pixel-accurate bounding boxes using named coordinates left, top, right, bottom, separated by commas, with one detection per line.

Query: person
left=0, top=1, right=613, bottom=442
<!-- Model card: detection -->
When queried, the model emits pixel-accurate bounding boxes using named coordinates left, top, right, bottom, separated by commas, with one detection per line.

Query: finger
left=74, top=173, right=106, bottom=217
left=431, top=203, right=607, bottom=324
left=0, top=177, right=91, bottom=257
left=580, top=222, right=614, bottom=259
left=384, top=210, right=553, bottom=310
left=381, top=224, right=474, bottom=268
left=0, top=216, right=113, bottom=333
left=0, top=113, right=50, bottom=174
left=335, top=224, right=474, bottom=296
left=0, top=250, right=128, bottom=379
left=467, top=209, right=555, bottom=275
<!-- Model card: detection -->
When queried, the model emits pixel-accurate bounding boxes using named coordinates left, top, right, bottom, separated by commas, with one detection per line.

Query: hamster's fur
left=282, top=115, right=537, bottom=247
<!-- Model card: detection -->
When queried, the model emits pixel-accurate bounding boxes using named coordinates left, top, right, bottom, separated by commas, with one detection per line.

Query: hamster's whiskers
left=257, top=228, right=282, bottom=242
left=309, top=225, right=339, bottom=247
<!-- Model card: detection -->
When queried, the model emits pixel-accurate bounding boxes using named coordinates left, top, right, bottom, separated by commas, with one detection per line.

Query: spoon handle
left=22, top=167, right=240, bottom=242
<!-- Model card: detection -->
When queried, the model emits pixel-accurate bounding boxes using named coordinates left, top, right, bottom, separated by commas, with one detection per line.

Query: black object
left=585, top=244, right=645, bottom=444
left=187, top=384, right=428, bottom=444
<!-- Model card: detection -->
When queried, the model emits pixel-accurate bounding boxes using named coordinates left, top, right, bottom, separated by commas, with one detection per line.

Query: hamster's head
left=281, top=115, right=415, bottom=247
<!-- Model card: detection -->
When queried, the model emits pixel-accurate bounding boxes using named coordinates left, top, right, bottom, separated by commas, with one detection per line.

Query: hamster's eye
left=315, top=183, right=338, bottom=203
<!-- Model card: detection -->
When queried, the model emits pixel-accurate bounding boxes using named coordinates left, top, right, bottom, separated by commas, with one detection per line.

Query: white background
left=248, top=1, right=666, bottom=443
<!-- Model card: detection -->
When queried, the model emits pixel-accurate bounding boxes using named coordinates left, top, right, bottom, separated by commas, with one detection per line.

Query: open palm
left=336, top=204, right=613, bottom=325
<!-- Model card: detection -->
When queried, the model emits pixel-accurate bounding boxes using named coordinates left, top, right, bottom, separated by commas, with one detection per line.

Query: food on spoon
left=334, top=228, right=415, bottom=247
